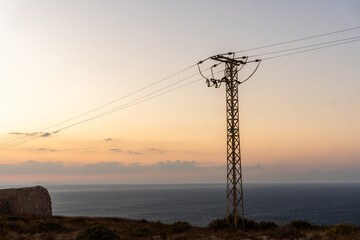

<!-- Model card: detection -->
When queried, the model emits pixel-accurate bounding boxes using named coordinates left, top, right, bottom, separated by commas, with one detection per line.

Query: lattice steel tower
left=198, top=53, right=261, bottom=229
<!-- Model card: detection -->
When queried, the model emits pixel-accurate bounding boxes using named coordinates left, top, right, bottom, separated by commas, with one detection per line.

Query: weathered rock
left=0, top=186, right=52, bottom=216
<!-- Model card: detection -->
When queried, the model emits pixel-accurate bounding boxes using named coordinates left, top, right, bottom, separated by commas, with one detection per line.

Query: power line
left=234, top=25, right=360, bottom=54
left=55, top=76, right=208, bottom=133
left=0, top=63, right=198, bottom=148
left=261, top=38, right=360, bottom=61
left=239, top=60, right=261, bottom=84
left=54, top=70, right=212, bottom=133
left=247, top=36, right=360, bottom=58
left=0, top=69, right=224, bottom=150
left=0, top=67, right=222, bottom=149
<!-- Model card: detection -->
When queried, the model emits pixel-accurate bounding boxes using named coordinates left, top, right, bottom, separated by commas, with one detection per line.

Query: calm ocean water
left=6, top=183, right=360, bottom=227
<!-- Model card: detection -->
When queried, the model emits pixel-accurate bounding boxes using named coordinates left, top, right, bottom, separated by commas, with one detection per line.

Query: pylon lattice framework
left=198, top=53, right=261, bottom=229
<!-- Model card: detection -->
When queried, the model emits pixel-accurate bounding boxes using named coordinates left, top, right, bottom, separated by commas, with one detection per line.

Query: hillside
left=0, top=215, right=359, bottom=240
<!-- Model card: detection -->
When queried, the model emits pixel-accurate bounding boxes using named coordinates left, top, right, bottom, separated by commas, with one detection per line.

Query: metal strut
left=224, top=60, right=244, bottom=230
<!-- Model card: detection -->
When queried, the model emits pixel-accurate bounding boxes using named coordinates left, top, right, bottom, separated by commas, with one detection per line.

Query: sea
left=4, top=183, right=360, bottom=227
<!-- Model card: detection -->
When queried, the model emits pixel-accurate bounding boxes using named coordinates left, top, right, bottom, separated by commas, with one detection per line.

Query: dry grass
left=0, top=215, right=358, bottom=240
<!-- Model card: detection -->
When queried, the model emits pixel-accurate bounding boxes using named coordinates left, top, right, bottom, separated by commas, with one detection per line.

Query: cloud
left=0, top=160, right=205, bottom=175
left=242, top=165, right=360, bottom=183
left=36, top=148, right=57, bottom=152
left=104, top=138, right=112, bottom=141
left=0, top=160, right=65, bottom=175
left=244, top=164, right=266, bottom=170
left=0, top=160, right=229, bottom=184
left=115, top=148, right=165, bottom=155
left=40, top=132, right=51, bottom=137
left=9, top=132, right=37, bottom=136
left=152, top=160, right=197, bottom=170
left=26, top=148, right=58, bottom=152
left=109, top=148, right=122, bottom=153
left=147, top=148, right=164, bottom=154
left=9, top=131, right=53, bottom=137
left=128, top=150, right=142, bottom=155
left=1, top=160, right=359, bottom=183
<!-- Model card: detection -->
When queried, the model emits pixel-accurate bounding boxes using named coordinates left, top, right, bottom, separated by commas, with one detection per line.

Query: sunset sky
left=0, top=0, right=359, bottom=184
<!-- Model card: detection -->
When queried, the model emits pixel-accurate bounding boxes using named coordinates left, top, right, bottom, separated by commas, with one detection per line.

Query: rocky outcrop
left=0, top=186, right=52, bottom=216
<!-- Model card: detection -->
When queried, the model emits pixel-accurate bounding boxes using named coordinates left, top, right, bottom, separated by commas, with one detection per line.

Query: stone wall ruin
left=0, top=186, right=52, bottom=216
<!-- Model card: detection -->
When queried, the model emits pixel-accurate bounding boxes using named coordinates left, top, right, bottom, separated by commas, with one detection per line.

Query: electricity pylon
left=198, top=53, right=261, bottom=230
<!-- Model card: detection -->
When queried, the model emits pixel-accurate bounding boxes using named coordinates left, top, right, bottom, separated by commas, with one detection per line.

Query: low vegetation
left=325, top=223, right=358, bottom=239
left=208, top=218, right=360, bottom=239
left=76, top=225, right=119, bottom=240
left=0, top=215, right=358, bottom=240
left=171, top=221, right=192, bottom=234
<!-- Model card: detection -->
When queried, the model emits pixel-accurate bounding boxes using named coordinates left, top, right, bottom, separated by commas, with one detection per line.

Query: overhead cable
left=0, top=69, right=224, bottom=150
left=248, top=36, right=360, bottom=58
left=261, top=38, right=360, bottom=61
left=0, top=63, right=198, bottom=148
left=234, top=25, right=360, bottom=54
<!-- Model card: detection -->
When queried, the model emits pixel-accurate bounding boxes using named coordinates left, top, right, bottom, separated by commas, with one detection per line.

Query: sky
left=0, top=0, right=359, bottom=184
